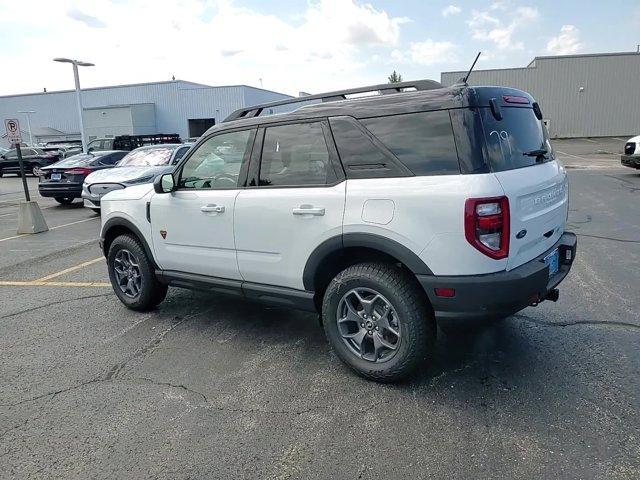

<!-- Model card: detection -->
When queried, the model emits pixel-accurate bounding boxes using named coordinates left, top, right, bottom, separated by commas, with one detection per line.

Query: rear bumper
left=621, top=155, right=640, bottom=168
left=38, top=184, right=82, bottom=198
left=417, top=232, right=577, bottom=322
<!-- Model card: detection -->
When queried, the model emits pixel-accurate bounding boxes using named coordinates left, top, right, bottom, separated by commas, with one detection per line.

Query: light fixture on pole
left=53, top=58, right=94, bottom=153
left=17, top=110, right=35, bottom=146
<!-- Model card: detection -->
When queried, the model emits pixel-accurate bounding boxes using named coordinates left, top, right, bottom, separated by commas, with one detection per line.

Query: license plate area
left=51, top=173, right=62, bottom=181
left=544, top=248, right=560, bottom=277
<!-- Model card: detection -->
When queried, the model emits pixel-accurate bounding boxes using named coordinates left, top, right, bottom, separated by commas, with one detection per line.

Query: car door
left=234, top=120, right=346, bottom=290
left=150, top=128, right=257, bottom=279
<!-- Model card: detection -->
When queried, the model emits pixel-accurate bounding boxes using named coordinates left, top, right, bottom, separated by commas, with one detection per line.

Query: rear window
left=360, top=110, right=460, bottom=176
left=481, top=106, right=553, bottom=172
left=52, top=153, right=101, bottom=168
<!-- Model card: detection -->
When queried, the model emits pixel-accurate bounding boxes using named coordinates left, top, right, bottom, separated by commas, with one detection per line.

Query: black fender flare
left=100, top=217, right=158, bottom=269
left=302, top=233, right=433, bottom=291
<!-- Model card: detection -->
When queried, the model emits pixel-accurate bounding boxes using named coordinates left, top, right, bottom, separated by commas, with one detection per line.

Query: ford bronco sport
left=99, top=79, right=577, bottom=382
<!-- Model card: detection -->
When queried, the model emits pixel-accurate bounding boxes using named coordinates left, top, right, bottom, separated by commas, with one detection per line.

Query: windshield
left=481, top=106, right=554, bottom=172
left=118, top=147, right=174, bottom=167
left=51, top=153, right=101, bottom=168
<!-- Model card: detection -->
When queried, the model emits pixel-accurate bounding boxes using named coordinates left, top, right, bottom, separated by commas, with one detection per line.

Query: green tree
left=388, top=70, right=403, bottom=83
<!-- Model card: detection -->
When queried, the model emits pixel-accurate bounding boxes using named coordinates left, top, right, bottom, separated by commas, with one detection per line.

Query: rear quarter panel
left=344, top=174, right=508, bottom=275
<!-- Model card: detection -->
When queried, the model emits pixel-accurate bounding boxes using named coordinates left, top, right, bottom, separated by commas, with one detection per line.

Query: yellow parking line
left=34, top=257, right=104, bottom=282
left=0, top=281, right=110, bottom=287
left=0, top=217, right=98, bottom=243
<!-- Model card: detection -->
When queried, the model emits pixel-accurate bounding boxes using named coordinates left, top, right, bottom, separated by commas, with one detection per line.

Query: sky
left=0, top=0, right=639, bottom=97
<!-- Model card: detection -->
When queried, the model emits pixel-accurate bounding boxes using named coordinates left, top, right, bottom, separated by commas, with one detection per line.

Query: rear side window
left=99, top=151, right=127, bottom=165
left=480, top=106, right=553, bottom=172
left=259, top=122, right=333, bottom=187
left=361, top=110, right=460, bottom=176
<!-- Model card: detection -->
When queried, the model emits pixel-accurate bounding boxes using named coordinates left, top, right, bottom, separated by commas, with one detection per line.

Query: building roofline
left=442, top=51, right=640, bottom=76
left=0, top=79, right=290, bottom=100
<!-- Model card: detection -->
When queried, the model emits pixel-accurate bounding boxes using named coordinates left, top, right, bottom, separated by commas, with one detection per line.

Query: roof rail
left=224, top=79, right=442, bottom=122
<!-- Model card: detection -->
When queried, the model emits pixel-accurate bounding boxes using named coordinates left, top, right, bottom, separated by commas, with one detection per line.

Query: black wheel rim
left=336, top=287, right=401, bottom=363
left=113, top=249, right=142, bottom=298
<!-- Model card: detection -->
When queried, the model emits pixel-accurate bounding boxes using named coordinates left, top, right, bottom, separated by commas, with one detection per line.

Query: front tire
left=322, top=262, right=435, bottom=382
left=107, top=234, right=167, bottom=311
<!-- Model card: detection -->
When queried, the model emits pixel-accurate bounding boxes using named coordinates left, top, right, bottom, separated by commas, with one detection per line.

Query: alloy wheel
left=113, top=249, right=142, bottom=298
left=336, top=287, right=401, bottom=362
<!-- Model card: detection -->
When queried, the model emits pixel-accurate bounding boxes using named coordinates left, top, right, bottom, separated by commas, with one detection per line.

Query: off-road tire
left=107, top=234, right=167, bottom=311
left=322, top=262, right=435, bottom=382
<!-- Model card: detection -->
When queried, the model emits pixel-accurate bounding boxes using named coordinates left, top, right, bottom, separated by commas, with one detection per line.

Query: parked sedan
left=38, top=150, right=128, bottom=205
left=0, top=147, right=60, bottom=177
left=82, top=143, right=192, bottom=212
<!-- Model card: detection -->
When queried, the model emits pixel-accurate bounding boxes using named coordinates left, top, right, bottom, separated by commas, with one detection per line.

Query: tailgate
left=494, top=160, right=568, bottom=270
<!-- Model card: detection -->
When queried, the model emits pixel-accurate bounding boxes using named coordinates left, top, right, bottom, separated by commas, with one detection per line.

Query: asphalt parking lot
left=1, top=138, right=639, bottom=479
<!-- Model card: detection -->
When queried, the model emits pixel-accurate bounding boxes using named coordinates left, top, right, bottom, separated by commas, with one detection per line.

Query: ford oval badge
left=516, top=229, right=527, bottom=239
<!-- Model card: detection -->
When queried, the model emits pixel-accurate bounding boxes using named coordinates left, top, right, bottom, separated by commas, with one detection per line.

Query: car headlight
left=123, top=176, right=154, bottom=185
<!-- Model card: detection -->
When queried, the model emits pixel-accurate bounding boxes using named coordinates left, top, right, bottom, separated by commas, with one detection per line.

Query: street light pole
left=53, top=58, right=94, bottom=153
left=18, top=110, right=35, bottom=146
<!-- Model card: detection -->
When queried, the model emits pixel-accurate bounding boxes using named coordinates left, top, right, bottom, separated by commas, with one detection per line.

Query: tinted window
left=4, top=150, right=17, bottom=159
left=259, top=123, right=331, bottom=187
left=329, top=117, right=409, bottom=179
left=173, top=146, right=190, bottom=163
left=480, top=107, right=553, bottom=172
left=52, top=154, right=97, bottom=168
left=99, top=151, right=127, bottom=165
left=361, top=111, right=460, bottom=176
left=179, top=129, right=255, bottom=189
left=118, top=147, right=175, bottom=167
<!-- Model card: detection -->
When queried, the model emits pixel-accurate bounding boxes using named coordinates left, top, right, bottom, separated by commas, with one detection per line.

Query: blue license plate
left=51, top=173, right=62, bottom=181
left=544, top=248, right=560, bottom=277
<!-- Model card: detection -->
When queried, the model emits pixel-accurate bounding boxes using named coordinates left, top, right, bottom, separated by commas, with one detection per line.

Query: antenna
left=459, top=51, right=482, bottom=85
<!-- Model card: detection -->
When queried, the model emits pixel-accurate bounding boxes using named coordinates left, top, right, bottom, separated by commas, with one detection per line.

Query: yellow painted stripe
left=0, top=281, right=110, bottom=287
left=34, top=257, right=104, bottom=282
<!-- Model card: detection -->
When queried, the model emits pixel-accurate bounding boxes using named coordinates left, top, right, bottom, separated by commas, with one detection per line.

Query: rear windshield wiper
left=523, top=148, right=549, bottom=161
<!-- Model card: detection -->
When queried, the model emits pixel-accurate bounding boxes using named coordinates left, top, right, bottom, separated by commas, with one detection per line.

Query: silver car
left=82, top=143, right=192, bottom=212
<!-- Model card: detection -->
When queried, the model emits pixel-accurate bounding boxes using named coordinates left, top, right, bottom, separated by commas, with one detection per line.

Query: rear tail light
left=66, top=168, right=93, bottom=176
left=464, top=196, right=510, bottom=260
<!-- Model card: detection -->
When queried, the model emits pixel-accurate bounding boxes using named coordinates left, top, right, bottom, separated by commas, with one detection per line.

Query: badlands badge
left=160, top=230, right=167, bottom=239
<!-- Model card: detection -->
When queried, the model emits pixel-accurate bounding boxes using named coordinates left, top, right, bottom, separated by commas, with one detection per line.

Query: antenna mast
left=462, top=51, right=482, bottom=84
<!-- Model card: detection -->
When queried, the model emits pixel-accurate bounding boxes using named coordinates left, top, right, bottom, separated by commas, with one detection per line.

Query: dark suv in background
left=0, top=147, right=60, bottom=176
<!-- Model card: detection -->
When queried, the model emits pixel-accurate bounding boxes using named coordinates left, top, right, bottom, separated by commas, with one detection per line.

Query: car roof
left=204, top=84, right=535, bottom=137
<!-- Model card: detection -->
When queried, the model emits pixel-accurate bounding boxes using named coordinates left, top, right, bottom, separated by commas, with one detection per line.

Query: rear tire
left=54, top=197, right=74, bottom=205
left=107, top=234, right=167, bottom=311
left=322, top=262, right=435, bottom=382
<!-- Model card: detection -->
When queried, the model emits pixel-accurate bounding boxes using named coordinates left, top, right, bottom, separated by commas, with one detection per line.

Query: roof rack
left=224, top=79, right=442, bottom=122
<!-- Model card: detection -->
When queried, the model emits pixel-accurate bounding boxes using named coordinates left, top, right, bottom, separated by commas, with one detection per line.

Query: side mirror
left=154, top=173, right=175, bottom=194
left=87, top=147, right=94, bottom=153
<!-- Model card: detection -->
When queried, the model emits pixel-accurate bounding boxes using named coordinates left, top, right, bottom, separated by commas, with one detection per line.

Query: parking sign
left=5, top=118, right=22, bottom=145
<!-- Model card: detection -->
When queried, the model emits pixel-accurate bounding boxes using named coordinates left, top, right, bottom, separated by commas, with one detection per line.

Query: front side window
left=172, top=146, right=190, bottom=164
left=179, top=129, right=255, bottom=189
left=361, top=110, right=461, bottom=176
left=259, top=122, right=331, bottom=187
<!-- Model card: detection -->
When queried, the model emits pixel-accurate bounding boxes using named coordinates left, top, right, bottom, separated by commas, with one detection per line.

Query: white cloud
left=442, top=5, right=462, bottom=17
left=546, top=25, right=583, bottom=55
left=0, top=0, right=412, bottom=96
left=468, top=5, right=539, bottom=51
left=392, top=40, right=457, bottom=66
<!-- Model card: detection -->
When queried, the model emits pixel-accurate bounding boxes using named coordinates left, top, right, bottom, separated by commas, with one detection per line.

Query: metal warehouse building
left=0, top=80, right=291, bottom=148
left=441, top=52, right=640, bottom=138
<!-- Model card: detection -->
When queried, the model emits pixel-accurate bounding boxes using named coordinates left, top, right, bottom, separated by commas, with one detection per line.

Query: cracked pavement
left=1, top=141, right=639, bottom=479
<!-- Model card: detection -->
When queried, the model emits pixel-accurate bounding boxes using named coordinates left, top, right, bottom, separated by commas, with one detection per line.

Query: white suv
left=99, top=80, right=577, bottom=382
